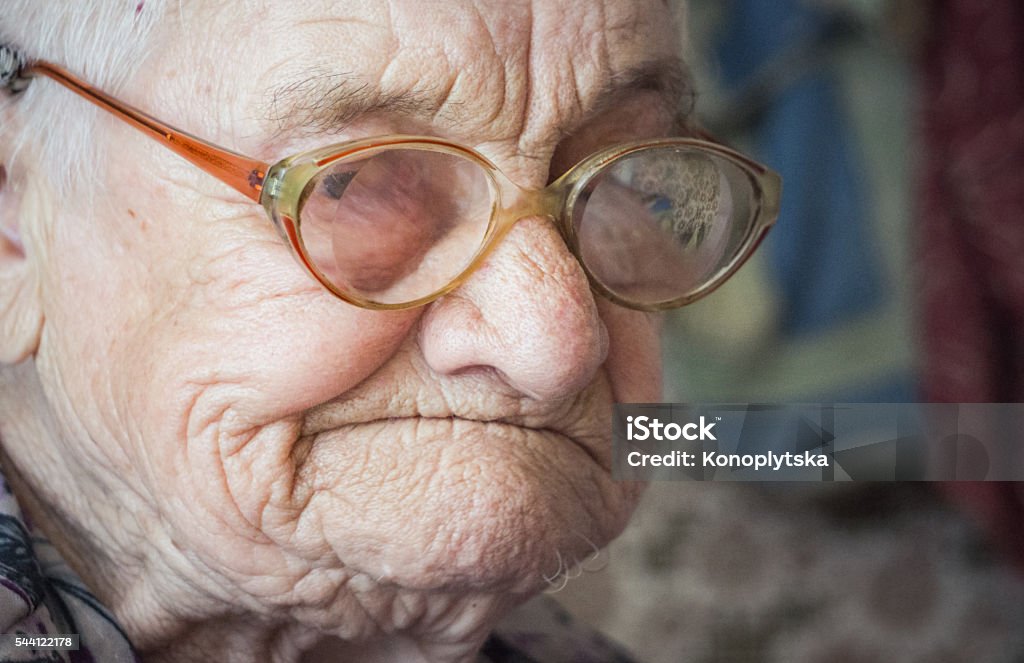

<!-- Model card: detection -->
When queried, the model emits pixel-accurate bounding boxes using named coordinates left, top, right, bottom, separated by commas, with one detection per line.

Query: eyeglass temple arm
left=23, top=62, right=268, bottom=202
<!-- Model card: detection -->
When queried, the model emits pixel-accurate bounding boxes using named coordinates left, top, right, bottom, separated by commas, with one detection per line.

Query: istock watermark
left=625, top=415, right=717, bottom=441
left=613, top=404, right=1024, bottom=481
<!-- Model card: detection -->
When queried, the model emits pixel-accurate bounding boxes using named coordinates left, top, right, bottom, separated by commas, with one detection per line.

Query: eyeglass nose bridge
left=489, top=176, right=575, bottom=249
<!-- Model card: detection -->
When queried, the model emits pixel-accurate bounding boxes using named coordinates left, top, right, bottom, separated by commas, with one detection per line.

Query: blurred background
left=556, top=0, right=1024, bottom=660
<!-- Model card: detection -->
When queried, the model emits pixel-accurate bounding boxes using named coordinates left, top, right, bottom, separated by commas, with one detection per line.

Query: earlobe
left=0, top=163, right=43, bottom=363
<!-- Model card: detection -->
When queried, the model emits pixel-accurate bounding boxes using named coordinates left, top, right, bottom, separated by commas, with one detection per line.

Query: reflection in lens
left=573, top=147, right=755, bottom=305
left=298, top=149, right=493, bottom=304
left=634, top=151, right=720, bottom=247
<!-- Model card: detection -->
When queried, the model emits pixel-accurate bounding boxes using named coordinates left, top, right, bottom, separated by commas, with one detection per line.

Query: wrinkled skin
left=0, top=1, right=682, bottom=661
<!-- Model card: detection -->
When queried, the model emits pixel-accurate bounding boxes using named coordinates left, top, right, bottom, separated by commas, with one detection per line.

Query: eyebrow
left=262, top=71, right=433, bottom=137
left=262, top=56, right=696, bottom=139
left=595, top=56, right=697, bottom=129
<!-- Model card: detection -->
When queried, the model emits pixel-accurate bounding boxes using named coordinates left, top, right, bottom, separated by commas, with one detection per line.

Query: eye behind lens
left=296, top=147, right=496, bottom=306
left=320, top=170, right=357, bottom=199
left=571, top=145, right=759, bottom=307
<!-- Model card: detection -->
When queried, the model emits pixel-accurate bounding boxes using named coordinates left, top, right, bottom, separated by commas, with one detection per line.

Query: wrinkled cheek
left=598, top=302, right=663, bottom=403
left=122, top=395, right=332, bottom=597
left=110, top=289, right=421, bottom=578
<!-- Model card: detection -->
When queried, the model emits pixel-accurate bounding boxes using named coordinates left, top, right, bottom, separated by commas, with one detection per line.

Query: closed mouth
left=313, top=415, right=607, bottom=471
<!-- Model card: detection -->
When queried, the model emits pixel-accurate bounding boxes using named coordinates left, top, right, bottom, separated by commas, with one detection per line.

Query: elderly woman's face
left=15, top=0, right=675, bottom=635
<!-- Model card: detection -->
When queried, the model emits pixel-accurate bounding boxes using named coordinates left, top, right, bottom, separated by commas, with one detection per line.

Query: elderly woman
left=0, top=1, right=776, bottom=661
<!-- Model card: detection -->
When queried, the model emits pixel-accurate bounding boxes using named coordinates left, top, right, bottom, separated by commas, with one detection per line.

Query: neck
left=3, top=460, right=514, bottom=662
left=6, top=462, right=512, bottom=662
left=5, top=470, right=511, bottom=662
left=141, top=621, right=315, bottom=663
left=144, top=626, right=492, bottom=663
left=130, top=589, right=508, bottom=663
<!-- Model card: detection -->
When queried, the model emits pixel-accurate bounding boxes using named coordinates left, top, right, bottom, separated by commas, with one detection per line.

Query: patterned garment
left=0, top=473, right=139, bottom=663
left=0, top=468, right=637, bottom=663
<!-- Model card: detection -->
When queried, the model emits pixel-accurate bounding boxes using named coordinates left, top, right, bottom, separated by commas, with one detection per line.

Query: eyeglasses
left=14, top=61, right=780, bottom=311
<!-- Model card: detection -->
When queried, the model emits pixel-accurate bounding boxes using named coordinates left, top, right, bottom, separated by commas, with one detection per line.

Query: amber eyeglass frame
left=19, top=61, right=781, bottom=311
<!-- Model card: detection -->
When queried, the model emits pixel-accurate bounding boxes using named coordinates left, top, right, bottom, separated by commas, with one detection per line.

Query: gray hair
left=0, top=1, right=166, bottom=195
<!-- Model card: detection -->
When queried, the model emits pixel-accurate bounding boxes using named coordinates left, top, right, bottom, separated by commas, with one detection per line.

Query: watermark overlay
left=613, top=404, right=1024, bottom=481
left=0, top=634, right=79, bottom=651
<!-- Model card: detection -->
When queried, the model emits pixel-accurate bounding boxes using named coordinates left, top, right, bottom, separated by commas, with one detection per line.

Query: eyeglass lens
left=572, top=147, right=754, bottom=305
left=299, top=149, right=494, bottom=304
left=297, top=144, right=756, bottom=307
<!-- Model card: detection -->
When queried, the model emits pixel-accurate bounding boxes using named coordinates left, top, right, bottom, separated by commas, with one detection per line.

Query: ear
left=0, top=160, right=43, bottom=363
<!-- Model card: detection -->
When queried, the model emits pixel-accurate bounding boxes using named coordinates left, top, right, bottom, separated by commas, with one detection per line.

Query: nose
left=418, top=215, right=608, bottom=400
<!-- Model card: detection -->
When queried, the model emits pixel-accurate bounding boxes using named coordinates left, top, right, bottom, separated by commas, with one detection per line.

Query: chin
left=304, top=417, right=642, bottom=594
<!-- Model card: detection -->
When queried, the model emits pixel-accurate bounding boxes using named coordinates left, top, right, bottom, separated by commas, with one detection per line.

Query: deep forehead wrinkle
left=261, top=55, right=695, bottom=139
